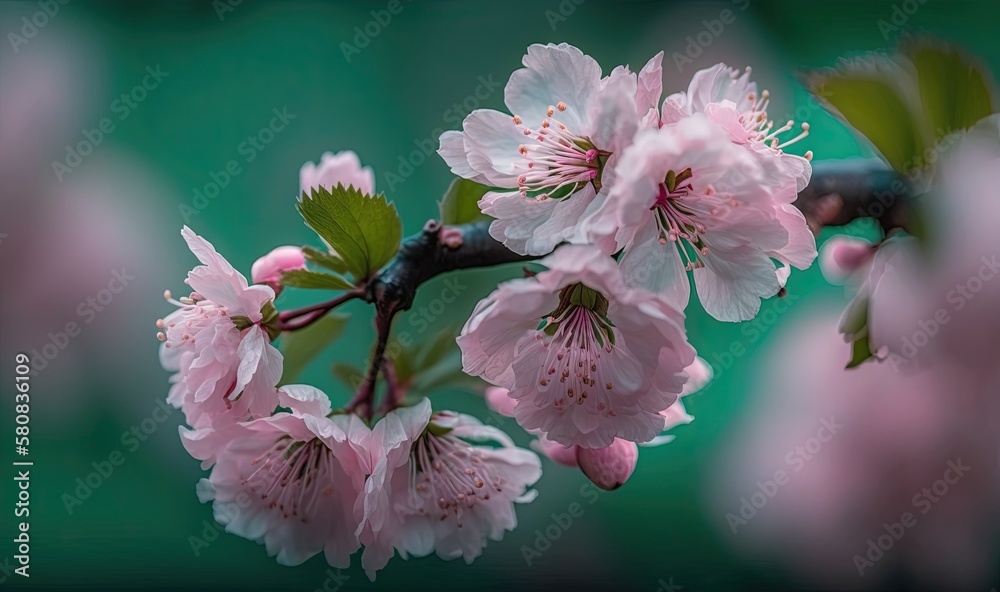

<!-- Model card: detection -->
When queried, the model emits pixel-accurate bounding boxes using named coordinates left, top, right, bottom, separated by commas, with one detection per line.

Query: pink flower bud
left=251, top=246, right=306, bottom=285
left=820, top=235, right=874, bottom=284
left=576, top=438, right=638, bottom=490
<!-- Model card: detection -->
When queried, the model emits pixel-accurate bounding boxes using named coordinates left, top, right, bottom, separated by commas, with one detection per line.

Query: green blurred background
left=0, top=1, right=997, bottom=590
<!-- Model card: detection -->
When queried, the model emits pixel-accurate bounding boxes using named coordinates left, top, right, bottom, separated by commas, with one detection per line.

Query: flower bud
left=820, top=235, right=874, bottom=284
left=251, top=246, right=306, bottom=288
left=576, top=438, right=638, bottom=490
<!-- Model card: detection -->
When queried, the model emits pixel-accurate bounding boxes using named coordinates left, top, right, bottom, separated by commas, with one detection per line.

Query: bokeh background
left=1, top=1, right=998, bottom=590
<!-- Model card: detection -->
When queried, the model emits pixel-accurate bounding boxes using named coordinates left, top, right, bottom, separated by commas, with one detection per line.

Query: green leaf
left=805, top=55, right=928, bottom=174
left=302, top=245, right=351, bottom=276
left=332, top=362, right=365, bottom=391
left=846, top=334, right=875, bottom=369
left=278, top=314, right=348, bottom=386
left=279, top=269, right=355, bottom=291
left=437, top=178, right=490, bottom=225
left=900, top=37, right=994, bottom=141
left=297, top=184, right=402, bottom=280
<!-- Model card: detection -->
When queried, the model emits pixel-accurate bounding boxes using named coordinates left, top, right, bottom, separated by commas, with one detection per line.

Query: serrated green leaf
left=302, top=245, right=351, bottom=276
left=805, top=56, right=928, bottom=174
left=901, top=37, right=994, bottom=141
left=297, top=184, right=402, bottom=280
left=438, top=178, right=491, bottom=225
left=280, top=269, right=355, bottom=291
left=278, top=314, right=349, bottom=386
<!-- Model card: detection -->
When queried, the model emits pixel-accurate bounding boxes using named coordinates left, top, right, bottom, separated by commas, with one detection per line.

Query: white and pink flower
left=182, top=384, right=370, bottom=567
left=300, top=150, right=375, bottom=196
left=661, top=63, right=813, bottom=193
left=158, top=227, right=283, bottom=428
left=438, top=43, right=639, bottom=256
left=588, top=114, right=813, bottom=322
left=458, top=244, right=695, bottom=448
left=358, top=399, right=541, bottom=580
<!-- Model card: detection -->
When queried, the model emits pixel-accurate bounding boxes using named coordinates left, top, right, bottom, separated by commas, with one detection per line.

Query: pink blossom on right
left=588, top=114, right=815, bottom=322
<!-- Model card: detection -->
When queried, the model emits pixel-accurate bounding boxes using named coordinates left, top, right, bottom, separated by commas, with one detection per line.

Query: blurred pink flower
left=358, top=399, right=541, bottom=580
left=713, top=307, right=1000, bottom=589
left=300, top=150, right=375, bottom=196
left=458, top=245, right=694, bottom=447
left=159, top=227, right=282, bottom=428
left=819, top=235, right=876, bottom=285
left=438, top=43, right=639, bottom=255
left=182, top=384, right=370, bottom=567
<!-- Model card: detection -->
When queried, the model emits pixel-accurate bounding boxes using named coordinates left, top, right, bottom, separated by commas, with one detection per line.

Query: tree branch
left=344, top=158, right=912, bottom=417
left=795, top=159, right=913, bottom=233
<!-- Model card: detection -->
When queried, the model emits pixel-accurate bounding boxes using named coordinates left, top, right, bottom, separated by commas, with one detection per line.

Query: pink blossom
left=819, top=235, right=875, bottom=284
left=251, top=245, right=307, bottom=291
left=181, top=384, right=371, bottom=567
left=661, top=63, right=813, bottom=194
left=458, top=244, right=695, bottom=447
left=589, top=114, right=812, bottom=322
left=713, top=308, right=1000, bottom=589
left=158, top=227, right=283, bottom=428
left=358, top=399, right=541, bottom=580
left=300, top=150, right=375, bottom=196
left=438, top=43, right=639, bottom=255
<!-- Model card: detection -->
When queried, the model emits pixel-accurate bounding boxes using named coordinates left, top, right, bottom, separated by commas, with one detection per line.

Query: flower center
left=409, top=430, right=504, bottom=527
left=512, top=101, right=606, bottom=202
left=244, top=437, right=337, bottom=522
left=651, top=168, right=710, bottom=271
left=156, top=289, right=228, bottom=349
left=535, top=284, right=618, bottom=414
left=738, top=88, right=812, bottom=159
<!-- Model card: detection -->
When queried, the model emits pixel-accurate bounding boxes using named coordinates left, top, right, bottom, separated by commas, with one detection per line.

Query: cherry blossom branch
left=277, top=288, right=364, bottom=331
left=795, top=159, right=913, bottom=234
left=335, top=159, right=914, bottom=418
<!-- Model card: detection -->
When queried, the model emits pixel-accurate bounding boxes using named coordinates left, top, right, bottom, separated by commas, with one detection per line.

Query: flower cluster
left=441, top=45, right=816, bottom=322
left=158, top=42, right=816, bottom=578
